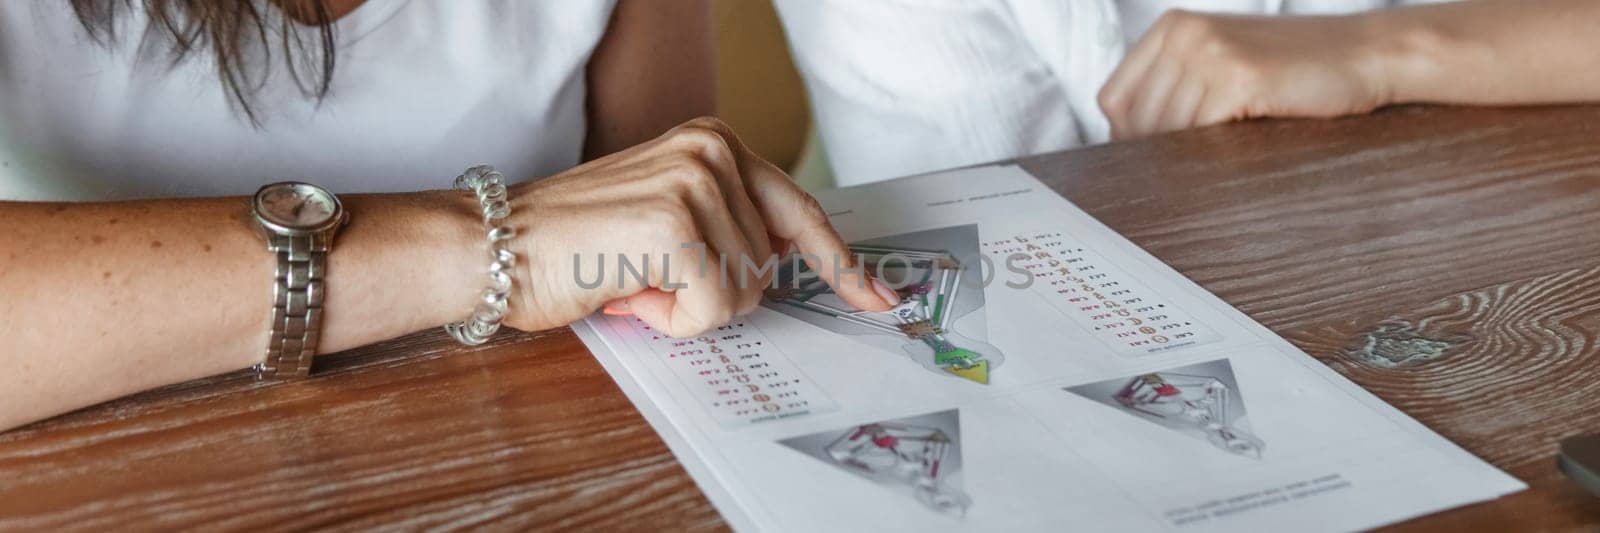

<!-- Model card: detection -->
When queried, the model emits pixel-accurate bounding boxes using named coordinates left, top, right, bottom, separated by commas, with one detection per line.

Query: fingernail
left=870, top=277, right=900, bottom=308
left=603, top=300, right=633, bottom=316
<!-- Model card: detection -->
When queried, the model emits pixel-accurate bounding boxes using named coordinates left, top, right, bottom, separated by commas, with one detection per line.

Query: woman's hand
left=506, top=117, right=899, bottom=337
left=1098, top=10, right=1393, bottom=140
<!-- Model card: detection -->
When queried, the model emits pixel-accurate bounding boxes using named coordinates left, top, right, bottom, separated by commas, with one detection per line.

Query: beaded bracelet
left=445, top=164, right=517, bottom=345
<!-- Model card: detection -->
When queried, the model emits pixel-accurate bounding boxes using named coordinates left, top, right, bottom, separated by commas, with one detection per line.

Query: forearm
left=583, top=0, right=716, bottom=160
left=0, top=192, right=480, bottom=430
left=1371, top=0, right=1600, bottom=105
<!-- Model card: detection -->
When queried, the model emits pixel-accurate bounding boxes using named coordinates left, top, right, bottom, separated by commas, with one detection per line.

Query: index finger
left=736, top=153, right=898, bottom=313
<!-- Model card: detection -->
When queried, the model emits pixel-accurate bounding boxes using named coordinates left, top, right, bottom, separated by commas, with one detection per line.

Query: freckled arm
left=0, top=194, right=482, bottom=431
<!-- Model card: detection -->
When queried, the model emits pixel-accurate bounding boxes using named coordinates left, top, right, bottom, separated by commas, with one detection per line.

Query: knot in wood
left=1353, top=321, right=1454, bottom=368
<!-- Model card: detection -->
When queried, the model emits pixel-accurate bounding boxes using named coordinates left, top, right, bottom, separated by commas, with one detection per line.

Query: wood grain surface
left=3, top=105, right=1599, bottom=531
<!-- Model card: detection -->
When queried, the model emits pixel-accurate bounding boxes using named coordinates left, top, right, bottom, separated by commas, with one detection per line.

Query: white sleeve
left=774, top=0, right=1081, bottom=186
left=1006, top=0, right=1126, bottom=145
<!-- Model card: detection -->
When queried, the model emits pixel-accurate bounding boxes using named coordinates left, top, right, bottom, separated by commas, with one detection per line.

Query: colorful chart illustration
left=763, top=225, right=1003, bottom=384
left=1066, top=359, right=1264, bottom=458
left=780, top=409, right=970, bottom=516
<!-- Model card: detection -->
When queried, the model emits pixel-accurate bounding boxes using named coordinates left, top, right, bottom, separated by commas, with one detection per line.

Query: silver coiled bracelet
left=445, top=164, right=517, bottom=345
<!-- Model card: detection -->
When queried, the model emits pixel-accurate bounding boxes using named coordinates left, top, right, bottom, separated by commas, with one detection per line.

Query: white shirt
left=0, top=1, right=616, bottom=201
left=775, top=0, right=1448, bottom=186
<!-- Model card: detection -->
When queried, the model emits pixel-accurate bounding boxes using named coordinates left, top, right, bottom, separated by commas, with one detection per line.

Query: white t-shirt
left=0, top=0, right=617, bottom=201
left=775, top=0, right=1450, bottom=186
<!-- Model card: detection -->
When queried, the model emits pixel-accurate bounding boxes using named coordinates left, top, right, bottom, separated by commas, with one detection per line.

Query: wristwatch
left=250, top=181, right=348, bottom=380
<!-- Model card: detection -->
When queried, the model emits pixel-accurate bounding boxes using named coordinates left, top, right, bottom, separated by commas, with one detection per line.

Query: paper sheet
left=572, top=165, right=1524, bottom=532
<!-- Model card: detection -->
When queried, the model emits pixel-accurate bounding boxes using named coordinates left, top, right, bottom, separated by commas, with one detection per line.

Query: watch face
left=255, top=183, right=339, bottom=230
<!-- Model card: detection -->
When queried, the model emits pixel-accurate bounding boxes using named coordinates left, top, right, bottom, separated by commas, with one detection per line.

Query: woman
left=0, top=1, right=899, bottom=431
left=777, top=0, right=1600, bottom=184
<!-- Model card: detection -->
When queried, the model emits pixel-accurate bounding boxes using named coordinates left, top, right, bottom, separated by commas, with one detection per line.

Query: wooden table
left=4, top=105, right=1599, bottom=531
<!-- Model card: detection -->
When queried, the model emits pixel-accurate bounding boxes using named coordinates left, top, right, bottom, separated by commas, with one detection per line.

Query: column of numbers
left=983, top=231, right=1217, bottom=355
left=621, top=317, right=837, bottom=426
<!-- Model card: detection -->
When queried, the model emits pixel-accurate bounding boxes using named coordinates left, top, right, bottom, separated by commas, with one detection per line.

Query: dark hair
left=69, top=0, right=338, bottom=124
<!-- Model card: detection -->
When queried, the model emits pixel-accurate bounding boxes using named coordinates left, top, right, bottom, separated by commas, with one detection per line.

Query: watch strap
left=258, top=234, right=328, bottom=380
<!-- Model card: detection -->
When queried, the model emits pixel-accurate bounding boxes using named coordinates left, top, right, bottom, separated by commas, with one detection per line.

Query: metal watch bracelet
left=258, top=233, right=328, bottom=379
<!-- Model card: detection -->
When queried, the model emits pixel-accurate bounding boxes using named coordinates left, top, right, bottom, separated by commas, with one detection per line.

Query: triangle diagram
left=1066, top=359, right=1264, bottom=458
left=762, top=224, right=1005, bottom=384
left=779, top=409, right=971, bottom=515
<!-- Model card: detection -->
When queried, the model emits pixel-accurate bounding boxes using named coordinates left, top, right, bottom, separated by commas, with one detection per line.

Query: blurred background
left=713, top=0, right=834, bottom=192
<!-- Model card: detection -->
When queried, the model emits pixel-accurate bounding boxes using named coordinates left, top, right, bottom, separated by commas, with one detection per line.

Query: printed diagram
left=780, top=409, right=970, bottom=516
left=764, top=225, right=1003, bottom=384
left=1067, top=359, right=1264, bottom=458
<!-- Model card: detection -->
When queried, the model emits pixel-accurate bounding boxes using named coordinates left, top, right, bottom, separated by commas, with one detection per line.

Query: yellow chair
left=714, top=0, right=832, bottom=190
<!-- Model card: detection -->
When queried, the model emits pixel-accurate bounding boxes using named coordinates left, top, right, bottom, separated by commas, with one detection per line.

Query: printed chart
left=622, top=316, right=836, bottom=426
left=576, top=165, right=1524, bottom=532
left=983, top=230, right=1219, bottom=356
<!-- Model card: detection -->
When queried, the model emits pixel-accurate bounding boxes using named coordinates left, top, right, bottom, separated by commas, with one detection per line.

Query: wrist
left=319, top=192, right=483, bottom=353
left=1357, top=9, right=1459, bottom=106
left=505, top=182, right=547, bottom=331
left=417, top=192, right=495, bottom=335
left=426, top=192, right=497, bottom=334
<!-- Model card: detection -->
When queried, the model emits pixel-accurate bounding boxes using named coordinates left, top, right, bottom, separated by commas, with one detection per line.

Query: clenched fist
left=1098, top=10, right=1396, bottom=140
left=505, top=117, right=900, bottom=337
